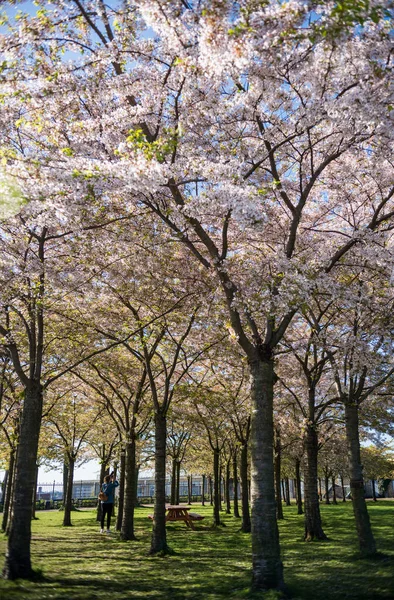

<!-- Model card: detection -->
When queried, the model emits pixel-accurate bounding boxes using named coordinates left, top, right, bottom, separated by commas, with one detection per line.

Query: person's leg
left=106, top=504, right=113, bottom=530
left=100, top=504, right=106, bottom=531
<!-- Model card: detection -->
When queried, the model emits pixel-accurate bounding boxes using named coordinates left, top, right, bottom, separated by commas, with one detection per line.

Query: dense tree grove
left=0, top=0, right=394, bottom=594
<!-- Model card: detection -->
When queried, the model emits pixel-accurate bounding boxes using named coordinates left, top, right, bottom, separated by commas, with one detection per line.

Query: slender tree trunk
left=175, top=461, right=180, bottom=504
left=2, top=451, right=15, bottom=533
left=149, top=412, right=169, bottom=554
left=201, top=474, right=205, bottom=506
left=332, top=477, right=338, bottom=505
left=345, top=401, right=376, bottom=556
left=303, top=425, right=327, bottom=541
left=121, top=438, right=137, bottom=540
left=371, top=480, right=377, bottom=502
left=96, top=455, right=107, bottom=522
left=240, top=442, right=251, bottom=533
left=3, top=383, right=43, bottom=579
left=318, top=478, right=322, bottom=501
left=274, top=432, right=283, bottom=520
left=233, top=451, right=240, bottom=518
left=249, top=358, right=284, bottom=591
left=209, top=475, right=213, bottom=506
left=225, top=460, right=231, bottom=514
left=63, top=459, right=68, bottom=506
left=295, top=458, right=303, bottom=515
left=340, top=474, right=346, bottom=502
left=187, top=475, right=192, bottom=505
left=213, top=447, right=221, bottom=526
left=63, top=457, right=75, bottom=527
left=218, top=464, right=223, bottom=512
left=325, top=473, right=330, bottom=505
left=116, top=450, right=125, bottom=531
left=32, top=464, right=39, bottom=520
left=285, top=478, right=291, bottom=506
left=170, top=458, right=176, bottom=505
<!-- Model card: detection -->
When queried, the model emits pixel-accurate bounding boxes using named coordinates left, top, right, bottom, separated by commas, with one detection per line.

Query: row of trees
left=0, top=0, right=393, bottom=593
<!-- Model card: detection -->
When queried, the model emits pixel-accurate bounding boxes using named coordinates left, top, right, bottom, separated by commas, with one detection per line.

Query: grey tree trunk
left=225, top=460, right=231, bottom=514
left=295, top=458, right=303, bottom=515
left=209, top=475, right=213, bottom=506
left=332, top=477, right=338, bottom=505
left=116, top=450, right=125, bottom=531
left=63, top=457, right=75, bottom=526
left=325, top=473, right=330, bottom=505
left=213, top=447, right=221, bottom=526
left=340, top=474, right=346, bottom=502
left=285, top=478, right=291, bottom=506
left=2, top=451, right=15, bottom=533
left=120, top=438, right=137, bottom=540
left=249, top=358, right=284, bottom=591
left=240, top=442, right=251, bottom=533
left=170, top=459, right=176, bottom=505
left=233, top=451, right=240, bottom=518
left=32, top=465, right=39, bottom=520
left=201, top=474, right=205, bottom=506
left=187, top=475, right=192, bottom=505
left=175, top=461, right=180, bottom=505
left=303, top=425, right=327, bottom=541
left=274, top=431, right=283, bottom=520
left=3, top=384, right=43, bottom=579
left=149, top=412, right=169, bottom=554
left=344, top=401, right=376, bottom=556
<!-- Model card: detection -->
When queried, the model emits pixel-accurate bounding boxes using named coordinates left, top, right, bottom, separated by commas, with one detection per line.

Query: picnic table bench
left=148, top=505, right=205, bottom=529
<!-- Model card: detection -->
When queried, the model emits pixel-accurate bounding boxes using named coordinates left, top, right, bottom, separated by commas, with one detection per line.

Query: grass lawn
left=0, top=501, right=393, bottom=599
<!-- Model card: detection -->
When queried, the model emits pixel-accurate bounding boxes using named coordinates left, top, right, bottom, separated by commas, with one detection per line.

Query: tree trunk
left=3, top=383, right=43, bottom=580
left=2, top=451, right=15, bottom=533
left=285, top=478, right=291, bottom=506
left=32, top=464, right=39, bottom=520
left=63, top=457, right=75, bottom=527
left=96, top=455, right=109, bottom=522
left=170, top=458, right=176, bottom=505
left=175, top=461, right=180, bottom=504
left=274, top=433, right=283, bottom=520
left=249, top=358, right=284, bottom=592
left=318, top=478, right=322, bottom=501
left=149, top=412, right=169, bottom=554
left=225, top=460, right=231, bottom=514
left=218, top=465, right=223, bottom=512
left=371, top=480, right=377, bottom=502
left=295, top=458, right=303, bottom=515
left=187, top=475, right=192, bottom=505
left=120, top=438, right=137, bottom=540
left=209, top=475, right=213, bottom=506
left=116, top=450, right=125, bottom=531
left=233, top=451, right=240, bottom=518
left=345, top=401, right=376, bottom=556
left=325, top=473, right=330, bottom=505
left=201, top=474, right=205, bottom=506
left=213, top=447, right=221, bottom=526
left=332, top=477, right=338, bottom=505
left=240, top=442, right=251, bottom=533
left=340, top=474, right=346, bottom=502
left=303, top=425, right=327, bottom=541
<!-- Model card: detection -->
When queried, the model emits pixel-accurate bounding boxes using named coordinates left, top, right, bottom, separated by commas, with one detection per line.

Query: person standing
left=100, top=473, right=119, bottom=534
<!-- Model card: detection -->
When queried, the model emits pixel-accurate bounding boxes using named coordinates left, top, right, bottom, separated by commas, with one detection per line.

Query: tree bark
left=340, top=474, right=346, bottom=502
left=371, top=480, right=377, bottom=502
left=120, top=438, right=137, bottom=540
left=3, top=383, right=43, bottom=579
left=209, top=475, right=213, bottom=506
left=2, top=451, right=15, bottom=533
left=201, top=474, right=205, bottom=506
left=225, top=460, right=231, bottom=514
left=303, top=425, right=327, bottom=541
left=325, top=473, right=330, bottom=505
left=344, top=401, right=376, bottom=556
left=96, top=455, right=107, bottom=522
left=116, top=450, right=125, bottom=531
left=274, top=432, right=283, bottom=520
left=187, top=475, right=192, bottom=505
left=63, top=457, right=75, bottom=527
left=285, top=478, right=291, bottom=506
left=175, top=461, right=181, bottom=505
left=249, top=358, right=284, bottom=591
left=332, top=477, right=338, bottom=505
left=32, top=465, right=39, bottom=520
left=295, top=458, right=303, bottom=515
left=149, top=412, right=169, bottom=554
left=240, top=442, right=251, bottom=533
left=170, top=459, right=176, bottom=505
left=213, top=447, right=221, bottom=526
left=233, top=451, right=240, bottom=518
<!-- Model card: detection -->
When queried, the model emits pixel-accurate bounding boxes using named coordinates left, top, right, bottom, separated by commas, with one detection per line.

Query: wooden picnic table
left=165, top=505, right=195, bottom=529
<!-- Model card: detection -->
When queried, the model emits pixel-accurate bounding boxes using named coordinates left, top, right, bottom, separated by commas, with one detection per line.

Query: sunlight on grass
left=0, top=502, right=393, bottom=599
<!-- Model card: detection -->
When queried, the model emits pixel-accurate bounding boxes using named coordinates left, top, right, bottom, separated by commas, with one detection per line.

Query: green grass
left=0, top=501, right=393, bottom=599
